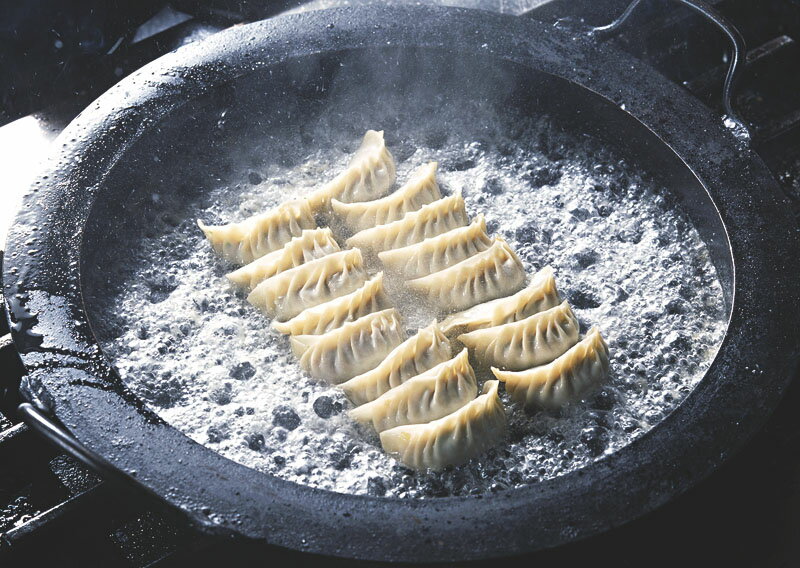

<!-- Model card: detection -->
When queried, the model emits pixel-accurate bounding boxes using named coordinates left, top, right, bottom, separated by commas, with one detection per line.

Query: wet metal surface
left=3, top=5, right=799, bottom=561
left=1, top=0, right=800, bottom=565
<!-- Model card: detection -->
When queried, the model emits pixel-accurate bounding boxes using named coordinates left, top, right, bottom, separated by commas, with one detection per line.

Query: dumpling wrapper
left=331, top=161, right=440, bottom=234
left=345, top=191, right=468, bottom=255
left=378, top=214, right=492, bottom=280
left=308, top=130, right=396, bottom=212
left=405, top=237, right=525, bottom=313
left=440, top=265, right=561, bottom=338
left=350, top=348, right=477, bottom=432
left=492, top=327, right=610, bottom=410
left=247, top=248, right=367, bottom=321
left=226, top=228, right=339, bottom=290
left=272, top=272, right=390, bottom=336
left=198, top=198, right=315, bottom=265
left=290, top=308, right=405, bottom=384
left=341, top=320, right=452, bottom=406
left=379, top=380, right=506, bottom=471
left=458, top=300, right=579, bottom=370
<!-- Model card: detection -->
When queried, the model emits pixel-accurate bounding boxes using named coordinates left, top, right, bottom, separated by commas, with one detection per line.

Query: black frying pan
left=4, top=2, right=800, bottom=562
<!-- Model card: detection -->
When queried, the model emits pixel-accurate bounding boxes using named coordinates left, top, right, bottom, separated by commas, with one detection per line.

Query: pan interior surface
left=81, top=48, right=730, bottom=498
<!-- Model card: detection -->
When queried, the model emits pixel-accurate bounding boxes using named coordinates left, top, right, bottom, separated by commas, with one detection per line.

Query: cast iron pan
left=4, top=3, right=800, bottom=562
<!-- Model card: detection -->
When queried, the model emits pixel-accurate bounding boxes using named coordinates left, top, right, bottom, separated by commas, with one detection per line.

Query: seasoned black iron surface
left=3, top=5, right=799, bottom=561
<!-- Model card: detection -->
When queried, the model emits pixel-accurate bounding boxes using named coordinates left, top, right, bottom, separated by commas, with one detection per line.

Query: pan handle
left=590, top=0, right=750, bottom=139
left=17, top=402, right=131, bottom=484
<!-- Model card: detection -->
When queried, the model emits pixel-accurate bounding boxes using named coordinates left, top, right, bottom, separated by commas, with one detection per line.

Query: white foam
left=99, top=128, right=727, bottom=498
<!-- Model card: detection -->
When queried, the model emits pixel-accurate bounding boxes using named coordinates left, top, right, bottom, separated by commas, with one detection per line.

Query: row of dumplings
left=198, top=130, right=610, bottom=470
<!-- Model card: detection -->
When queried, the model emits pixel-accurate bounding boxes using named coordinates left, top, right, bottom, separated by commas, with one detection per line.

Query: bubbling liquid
left=98, top=122, right=727, bottom=498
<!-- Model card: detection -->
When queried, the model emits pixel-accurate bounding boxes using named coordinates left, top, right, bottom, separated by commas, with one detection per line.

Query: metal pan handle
left=590, top=0, right=750, bottom=138
left=18, top=402, right=131, bottom=485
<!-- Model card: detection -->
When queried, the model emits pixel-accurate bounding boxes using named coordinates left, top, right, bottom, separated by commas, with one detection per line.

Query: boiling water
left=99, top=123, right=727, bottom=498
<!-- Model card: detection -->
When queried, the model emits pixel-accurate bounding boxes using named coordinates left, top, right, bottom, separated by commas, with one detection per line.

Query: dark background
left=1, top=1, right=799, bottom=566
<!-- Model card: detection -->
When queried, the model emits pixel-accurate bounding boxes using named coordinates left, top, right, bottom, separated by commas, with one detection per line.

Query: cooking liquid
left=99, top=123, right=727, bottom=498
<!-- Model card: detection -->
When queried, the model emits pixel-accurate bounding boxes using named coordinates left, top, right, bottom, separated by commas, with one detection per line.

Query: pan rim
left=77, top=46, right=739, bottom=499
left=4, top=5, right=798, bottom=561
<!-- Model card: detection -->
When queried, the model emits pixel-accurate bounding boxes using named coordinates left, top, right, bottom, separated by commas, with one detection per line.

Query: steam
left=83, top=48, right=727, bottom=498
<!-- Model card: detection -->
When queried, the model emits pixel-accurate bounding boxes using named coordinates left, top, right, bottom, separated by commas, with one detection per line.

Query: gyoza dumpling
left=290, top=308, right=405, bottom=383
left=308, top=130, right=396, bottom=211
left=378, top=214, right=492, bottom=280
left=247, top=249, right=367, bottom=321
left=492, top=327, right=610, bottom=410
left=272, top=272, right=390, bottom=335
left=405, top=237, right=525, bottom=313
left=331, top=162, right=440, bottom=233
left=440, top=266, right=561, bottom=337
left=340, top=320, right=452, bottom=405
left=350, top=348, right=477, bottom=433
left=458, top=300, right=579, bottom=370
left=226, top=228, right=340, bottom=289
left=379, top=380, right=506, bottom=471
left=345, top=192, right=468, bottom=255
left=198, top=199, right=315, bottom=265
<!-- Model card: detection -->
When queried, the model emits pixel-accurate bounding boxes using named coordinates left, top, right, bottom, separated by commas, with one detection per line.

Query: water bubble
left=97, top=114, right=726, bottom=498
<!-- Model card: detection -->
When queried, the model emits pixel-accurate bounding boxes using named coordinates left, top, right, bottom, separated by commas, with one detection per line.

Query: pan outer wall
left=4, top=6, right=800, bottom=561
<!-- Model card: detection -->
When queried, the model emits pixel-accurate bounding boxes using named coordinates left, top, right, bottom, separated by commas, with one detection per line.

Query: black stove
left=1, top=1, right=799, bottom=566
